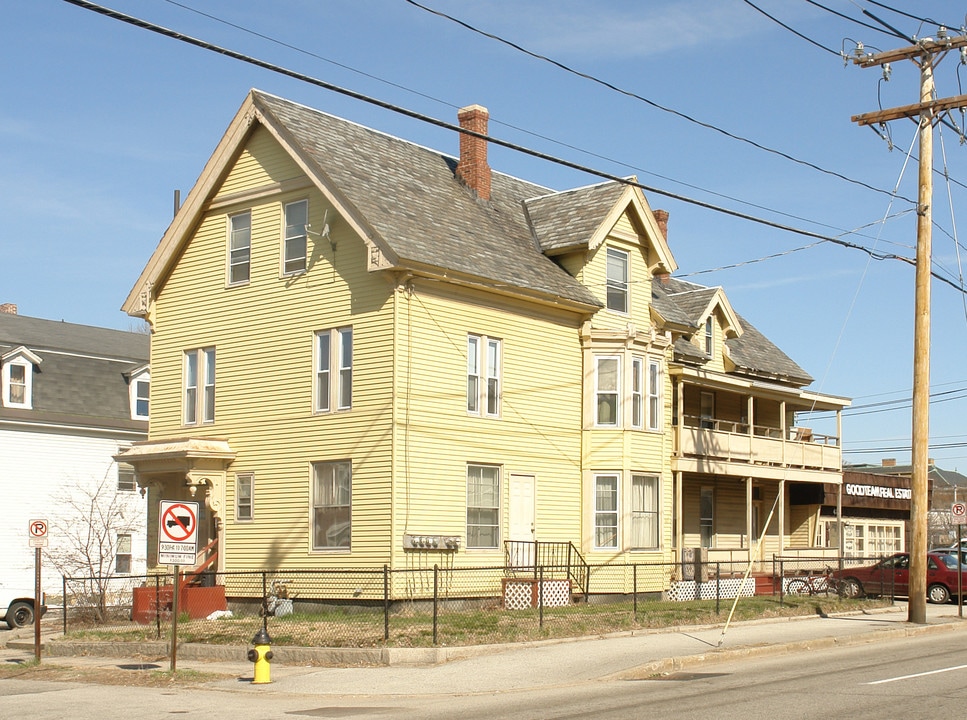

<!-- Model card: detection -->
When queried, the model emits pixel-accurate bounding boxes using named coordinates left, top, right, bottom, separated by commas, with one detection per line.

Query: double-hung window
left=631, top=474, right=659, bottom=548
left=129, top=368, right=150, bottom=420
left=467, top=335, right=501, bottom=417
left=117, top=466, right=137, bottom=492
left=184, top=348, right=215, bottom=425
left=312, top=461, right=351, bottom=549
left=594, top=474, right=619, bottom=548
left=631, top=358, right=644, bottom=429
left=315, top=327, right=352, bottom=412
left=228, top=211, right=251, bottom=285
left=1, top=348, right=39, bottom=409
left=606, top=247, right=629, bottom=313
left=595, top=356, right=620, bottom=426
left=236, top=473, right=254, bottom=522
left=283, top=199, right=308, bottom=275
left=647, top=360, right=661, bottom=431
left=705, top=316, right=714, bottom=356
left=115, top=534, right=132, bottom=575
left=467, top=464, right=500, bottom=548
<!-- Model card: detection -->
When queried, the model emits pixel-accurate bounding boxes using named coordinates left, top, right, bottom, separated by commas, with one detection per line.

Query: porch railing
left=503, top=540, right=590, bottom=597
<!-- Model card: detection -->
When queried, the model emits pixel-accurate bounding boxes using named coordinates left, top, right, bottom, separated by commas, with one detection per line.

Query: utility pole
left=852, top=30, right=967, bottom=624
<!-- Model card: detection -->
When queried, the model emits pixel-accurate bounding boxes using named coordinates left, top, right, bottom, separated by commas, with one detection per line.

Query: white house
left=0, top=304, right=149, bottom=594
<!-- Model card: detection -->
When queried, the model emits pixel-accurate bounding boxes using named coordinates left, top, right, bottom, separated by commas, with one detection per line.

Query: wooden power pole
left=852, top=31, right=967, bottom=624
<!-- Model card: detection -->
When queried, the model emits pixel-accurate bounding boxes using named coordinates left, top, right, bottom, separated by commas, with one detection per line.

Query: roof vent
left=456, top=105, right=491, bottom=201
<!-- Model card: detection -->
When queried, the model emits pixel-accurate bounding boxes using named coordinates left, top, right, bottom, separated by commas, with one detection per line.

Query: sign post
left=28, top=519, right=48, bottom=663
left=952, top=502, right=966, bottom=618
left=157, top=500, right=199, bottom=672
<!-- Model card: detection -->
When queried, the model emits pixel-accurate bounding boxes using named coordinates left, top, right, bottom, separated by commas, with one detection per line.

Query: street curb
left=609, top=618, right=967, bottom=680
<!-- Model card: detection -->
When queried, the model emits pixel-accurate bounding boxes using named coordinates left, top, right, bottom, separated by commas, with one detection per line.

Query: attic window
left=705, top=317, right=713, bottom=356
left=606, top=248, right=629, bottom=313
left=1, top=347, right=41, bottom=409
left=283, top=199, right=308, bottom=275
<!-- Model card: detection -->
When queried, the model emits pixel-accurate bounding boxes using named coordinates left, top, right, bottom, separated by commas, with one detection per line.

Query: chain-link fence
left=774, top=555, right=900, bottom=603
left=62, top=557, right=882, bottom=647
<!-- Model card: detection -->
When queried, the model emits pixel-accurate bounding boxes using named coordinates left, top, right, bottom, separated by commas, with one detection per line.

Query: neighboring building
left=117, top=90, right=849, bottom=597
left=850, top=459, right=967, bottom=548
left=0, top=305, right=149, bottom=593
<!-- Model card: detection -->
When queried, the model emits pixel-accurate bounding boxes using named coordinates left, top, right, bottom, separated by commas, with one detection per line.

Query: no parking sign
left=952, top=502, right=967, bottom=525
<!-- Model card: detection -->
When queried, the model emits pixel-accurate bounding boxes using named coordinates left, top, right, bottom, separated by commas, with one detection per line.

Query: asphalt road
left=3, top=629, right=967, bottom=719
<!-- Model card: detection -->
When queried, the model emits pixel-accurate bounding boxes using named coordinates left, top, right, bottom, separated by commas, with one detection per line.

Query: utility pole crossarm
left=853, top=35, right=967, bottom=67
left=852, top=94, right=967, bottom=126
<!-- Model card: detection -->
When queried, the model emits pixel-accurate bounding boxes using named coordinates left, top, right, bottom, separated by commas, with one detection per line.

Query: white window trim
left=466, top=463, right=501, bottom=549
left=593, top=473, right=620, bottom=549
left=236, top=472, right=254, bottom=522
left=631, top=474, right=660, bottom=550
left=314, top=327, right=353, bottom=413
left=129, top=367, right=150, bottom=420
left=631, top=357, right=644, bottom=429
left=282, top=198, right=309, bottom=276
left=183, top=348, right=215, bottom=425
left=311, top=460, right=352, bottom=551
left=467, top=334, right=501, bottom=418
left=605, top=247, right=629, bottom=314
left=227, top=210, right=252, bottom=286
left=594, top=355, right=620, bottom=427
left=1, top=347, right=41, bottom=409
left=647, top=359, right=662, bottom=432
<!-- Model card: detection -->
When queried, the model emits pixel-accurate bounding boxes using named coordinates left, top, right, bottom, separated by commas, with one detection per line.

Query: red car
left=833, top=552, right=967, bottom=604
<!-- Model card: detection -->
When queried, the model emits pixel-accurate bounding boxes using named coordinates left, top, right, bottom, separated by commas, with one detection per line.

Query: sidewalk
left=3, top=603, right=966, bottom=697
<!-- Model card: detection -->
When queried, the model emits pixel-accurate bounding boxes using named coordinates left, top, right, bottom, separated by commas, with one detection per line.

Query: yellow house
left=117, top=90, right=849, bottom=598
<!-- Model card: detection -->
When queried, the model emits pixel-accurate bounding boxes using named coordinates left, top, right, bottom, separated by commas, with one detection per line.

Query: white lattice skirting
left=665, top=577, right=756, bottom=602
left=502, top=579, right=572, bottom=610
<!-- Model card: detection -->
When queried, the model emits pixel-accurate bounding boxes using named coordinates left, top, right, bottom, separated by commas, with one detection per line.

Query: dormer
left=125, top=364, right=151, bottom=421
left=1, top=346, right=42, bottom=409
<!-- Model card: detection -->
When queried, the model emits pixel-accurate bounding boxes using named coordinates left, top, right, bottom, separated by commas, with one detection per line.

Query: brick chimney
left=882, top=458, right=896, bottom=467
left=0, top=303, right=17, bottom=315
left=456, top=104, right=491, bottom=200
left=654, top=209, right=669, bottom=239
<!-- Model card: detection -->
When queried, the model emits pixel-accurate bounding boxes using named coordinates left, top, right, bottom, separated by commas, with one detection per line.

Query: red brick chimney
left=0, top=303, right=17, bottom=315
left=882, top=458, right=896, bottom=467
left=654, top=209, right=669, bottom=239
left=456, top=105, right=491, bottom=200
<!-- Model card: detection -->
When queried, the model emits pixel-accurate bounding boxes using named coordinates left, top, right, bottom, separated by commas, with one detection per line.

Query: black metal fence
left=61, top=556, right=885, bottom=648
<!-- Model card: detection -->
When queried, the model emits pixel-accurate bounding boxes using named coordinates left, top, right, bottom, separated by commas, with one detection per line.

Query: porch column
left=746, top=395, right=754, bottom=438
left=675, top=470, right=683, bottom=562
left=780, top=400, right=787, bottom=465
left=837, top=480, right=844, bottom=567
left=778, top=479, right=786, bottom=556
left=676, top=379, right=684, bottom=453
left=746, top=477, right=754, bottom=562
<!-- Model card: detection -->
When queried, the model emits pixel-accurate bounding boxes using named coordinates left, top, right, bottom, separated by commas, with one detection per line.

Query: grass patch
left=56, top=594, right=890, bottom=649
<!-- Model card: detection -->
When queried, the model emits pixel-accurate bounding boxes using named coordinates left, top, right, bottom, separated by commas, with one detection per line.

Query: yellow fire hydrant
left=247, top=626, right=273, bottom=684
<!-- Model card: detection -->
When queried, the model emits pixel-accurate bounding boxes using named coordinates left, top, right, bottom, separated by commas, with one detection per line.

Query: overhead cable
left=62, top=0, right=967, bottom=294
left=402, top=0, right=914, bottom=204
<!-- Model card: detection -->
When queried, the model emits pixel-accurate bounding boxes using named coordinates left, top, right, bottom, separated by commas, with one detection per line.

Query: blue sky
left=4, top=1, right=967, bottom=468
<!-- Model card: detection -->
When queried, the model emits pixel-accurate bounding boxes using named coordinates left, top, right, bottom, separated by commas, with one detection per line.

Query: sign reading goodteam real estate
left=158, top=500, right=199, bottom=565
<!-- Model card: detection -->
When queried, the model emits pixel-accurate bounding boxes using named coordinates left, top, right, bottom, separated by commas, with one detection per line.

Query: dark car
left=832, top=552, right=967, bottom=604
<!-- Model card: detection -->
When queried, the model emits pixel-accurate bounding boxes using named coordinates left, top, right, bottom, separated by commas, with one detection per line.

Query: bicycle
left=785, top=566, right=857, bottom=598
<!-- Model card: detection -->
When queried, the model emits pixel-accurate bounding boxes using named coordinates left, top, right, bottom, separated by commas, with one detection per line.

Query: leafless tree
left=44, top=464, right=143, bottom=622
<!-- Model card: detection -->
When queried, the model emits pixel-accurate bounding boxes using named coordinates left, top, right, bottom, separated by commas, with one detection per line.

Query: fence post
left=538, top=564, right=544, bottom=628
left=383, top=565, right=389, bottom=641
left=155, top=574, right=161, bottom=639
left=633, top=564, right=638, bottom=621
left=779, top=558, right=785, bottom=606
left=716, top=562, right=721, bottom=615
left=62, top=575, right=68, bottom=635
left=432, top=564, right=439, bottom=646
left=261, top=571, right=268, bottom=633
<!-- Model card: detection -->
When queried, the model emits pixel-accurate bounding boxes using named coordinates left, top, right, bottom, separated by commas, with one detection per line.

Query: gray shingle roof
left=0, top=313, right=149, bottom=428
left=524, top=181, right=629, bottom=255
left=654, top=276, right=813, bottom=386
left=254, top=92, right=601, bottom=308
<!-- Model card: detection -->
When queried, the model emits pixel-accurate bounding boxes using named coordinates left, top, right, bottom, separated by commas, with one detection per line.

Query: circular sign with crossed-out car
left=158, top=500, right=199, bottom=566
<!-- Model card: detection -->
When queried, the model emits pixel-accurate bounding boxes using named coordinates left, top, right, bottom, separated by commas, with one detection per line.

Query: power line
left=401, top=0, right=915, bottom=205
left=742, top=0, right=841, bottom=56
left=803, top=0, right=893, bottom=38
left=62, top=0, right=967, bottom=295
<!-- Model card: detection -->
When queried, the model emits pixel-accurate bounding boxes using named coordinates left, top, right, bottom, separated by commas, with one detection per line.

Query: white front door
left=509, top=474, right=536, bottom=567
